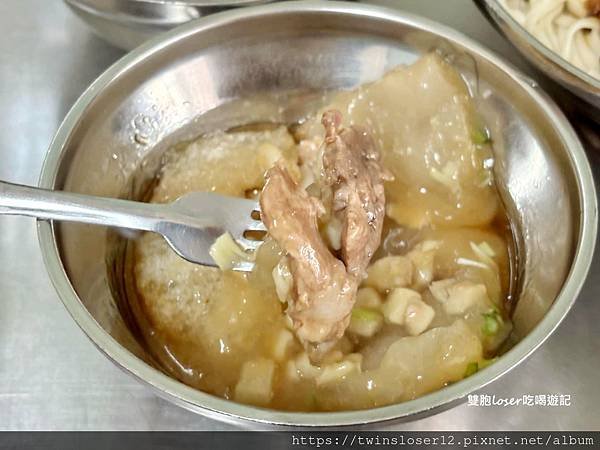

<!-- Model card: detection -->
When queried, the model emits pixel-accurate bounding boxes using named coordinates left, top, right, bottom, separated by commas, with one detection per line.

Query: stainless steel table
left=0, top=0, right=597, bottom=431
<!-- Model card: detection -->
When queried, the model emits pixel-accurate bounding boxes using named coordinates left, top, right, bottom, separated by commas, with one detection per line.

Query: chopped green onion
left=491, top=306, right=504, bottom=323
left=482, top=311, right=500, bottom=336
left=349, top=308, right=383, bottom=337
left=464, top=362, right=479, bottom=377
left=471, top=126, right=491, bottom=145
left=352, top=307, right=381, bottom=322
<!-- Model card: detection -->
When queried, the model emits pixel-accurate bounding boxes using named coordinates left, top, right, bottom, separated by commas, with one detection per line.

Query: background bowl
left=476, top=0, right=600, bottom=122
left=39, top=1, right=596, bottom=427
left=65, top=0, right=274, bottom=50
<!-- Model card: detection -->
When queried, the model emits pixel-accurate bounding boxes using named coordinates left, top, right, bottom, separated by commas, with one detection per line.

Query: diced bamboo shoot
left=364, top=256, right=413, bottom=292
left=430, top=279, right=488, bottom=315
left=383, top=288, right=434, bottom=335
left=355, top=287, right=383, bottom=309
left=272, top=258, right=293, bottom=303
left=272, top=328, right=296, bottom=361
left=404, top=300, right=435, bottom=336
left=209, top=232, right=254, bottom=271
left=317, top=358, right=361, bottom=386
left=234, top=359, right=276, bottom=406
left=382, top=288, right=420, bottom=325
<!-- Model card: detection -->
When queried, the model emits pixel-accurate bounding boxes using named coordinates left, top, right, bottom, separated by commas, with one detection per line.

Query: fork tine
left=236, top=237, right=264, bottom=251
left=246, top=219, right=267, bottom=232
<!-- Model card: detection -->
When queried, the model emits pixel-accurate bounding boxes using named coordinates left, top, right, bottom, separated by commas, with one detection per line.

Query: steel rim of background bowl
left=69, top=0, right=270, bottom=8
left=37, top=0, right=597, bottom=427
left=64, top=0, right=274, bottom=27
left=131, top=0, right=271, bottom=5
left=480, top=0, right=600, bottom=93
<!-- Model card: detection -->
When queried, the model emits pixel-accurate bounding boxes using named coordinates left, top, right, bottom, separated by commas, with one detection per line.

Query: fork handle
left=0, top=180, right=166, bottom=232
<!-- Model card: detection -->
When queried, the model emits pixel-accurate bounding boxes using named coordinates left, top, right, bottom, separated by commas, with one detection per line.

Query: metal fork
left=0, top=180, right=265, bottom=272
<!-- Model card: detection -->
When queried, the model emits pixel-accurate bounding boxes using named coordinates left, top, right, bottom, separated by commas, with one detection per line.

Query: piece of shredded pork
left=321, top=110, right=393, bottom=279
left=260, top=164, right=356, bottom=343
left=260, top=110, right=391, bottom=344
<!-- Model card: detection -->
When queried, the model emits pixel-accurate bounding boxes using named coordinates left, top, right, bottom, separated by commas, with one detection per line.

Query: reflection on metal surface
left=35, top=1, right=596, bottom=427
left=64, top=0, right=274, bottom=50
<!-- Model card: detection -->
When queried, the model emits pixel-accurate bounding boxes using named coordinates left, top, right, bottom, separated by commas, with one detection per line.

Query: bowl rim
left=479, top=0, right=600, bottom=92
left=68, top=0, right=271, bottom=8
left=37, top=0, right=597, bottom=427
left=134, top=0, right=272, bottom=6
left=125, top=0, right=271, bottom=6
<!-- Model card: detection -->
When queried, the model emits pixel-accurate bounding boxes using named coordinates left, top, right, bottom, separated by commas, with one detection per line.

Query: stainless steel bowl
left=476, top=0, right=600, bottom=120
left=39, top=1, right=596, bottom=427
left=65, top=0, right=274, bottom=50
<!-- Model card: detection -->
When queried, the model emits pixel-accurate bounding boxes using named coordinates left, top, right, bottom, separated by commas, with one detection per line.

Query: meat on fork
left=260, top=110, right=391, bottom=344
left=260, top=163, right=356, bottom=343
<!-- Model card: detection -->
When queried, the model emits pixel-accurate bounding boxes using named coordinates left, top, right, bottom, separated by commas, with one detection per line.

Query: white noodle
left=501, top=0, right=600, bottom=78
